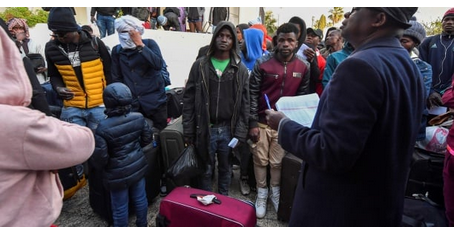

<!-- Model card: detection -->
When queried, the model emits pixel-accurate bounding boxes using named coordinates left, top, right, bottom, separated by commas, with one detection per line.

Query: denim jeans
left=200, top=125, right=232, bottom=195
left=61, top=106, right=105, bottom=174
left=96, top=14, right=115, bottom=38
left=235, top=141, right=251, bottom=178
left=110, top=178, right=148, bottom=227
left=60, top=106, right=106, bottom=133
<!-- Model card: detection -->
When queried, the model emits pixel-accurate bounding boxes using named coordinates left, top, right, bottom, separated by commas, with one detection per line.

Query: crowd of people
left=1, top=6, right=454, bottom=227
left=89, top=7, right=229, bottom=35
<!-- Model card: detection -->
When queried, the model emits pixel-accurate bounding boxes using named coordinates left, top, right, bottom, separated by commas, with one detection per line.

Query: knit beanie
left=443, top=8, right=454, bottom=21
left=47, top=7, right=80, bottom=32
left=403, top=20, right=426, bottom=44
left=157, top=15, right=168, bottom=26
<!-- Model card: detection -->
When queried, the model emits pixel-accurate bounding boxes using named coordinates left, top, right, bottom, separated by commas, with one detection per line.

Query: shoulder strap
left=91, top=36, right=99, bottom=54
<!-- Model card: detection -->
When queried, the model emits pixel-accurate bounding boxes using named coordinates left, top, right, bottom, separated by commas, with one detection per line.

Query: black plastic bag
left=166, top=145, right=204, bottom=180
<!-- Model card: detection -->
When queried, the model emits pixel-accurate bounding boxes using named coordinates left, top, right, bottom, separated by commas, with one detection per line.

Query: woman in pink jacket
left=0, top=27, right=95, bottom=226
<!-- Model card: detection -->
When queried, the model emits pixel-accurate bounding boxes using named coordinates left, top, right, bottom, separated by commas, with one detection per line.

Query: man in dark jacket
left=209, top=7, right=229, bottom=33
left=162, top=7, right=182, bottom=31
left=90, top=7, right=120, bottom=38
left=249, top=22, right=310, bottom=219
left=266, top=7, right=424, bottom=226
left=182, top=21, right=249, bottom=196
left=91, top=82, right=153, bottom=227
left=419, top=8, right=454, bottom=111
left=111, top=15, right=167, bottom=132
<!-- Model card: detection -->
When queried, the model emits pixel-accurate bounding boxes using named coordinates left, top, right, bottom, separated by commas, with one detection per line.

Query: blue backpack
left=115, top=41, right=171, bottom=86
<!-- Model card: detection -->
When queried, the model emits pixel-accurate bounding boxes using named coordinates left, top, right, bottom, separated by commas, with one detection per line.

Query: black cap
left=369, top=7, right=418, bottom=29
left=307, top=28, right=323, bottom=39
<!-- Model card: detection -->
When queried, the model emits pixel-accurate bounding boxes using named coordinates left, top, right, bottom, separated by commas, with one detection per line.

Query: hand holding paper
left=265, top=110, right=287, bottom=130
left=275, top=93, right=319, bottom=127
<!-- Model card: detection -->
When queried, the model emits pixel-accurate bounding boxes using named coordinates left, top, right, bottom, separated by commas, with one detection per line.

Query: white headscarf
left=115, top=15, right=145, bottom=49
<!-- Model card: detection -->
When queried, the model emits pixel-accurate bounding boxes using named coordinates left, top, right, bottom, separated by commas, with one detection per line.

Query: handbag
left=166, top=145, right=204, bottom=180
left=26, top=53, right=46, bottom=72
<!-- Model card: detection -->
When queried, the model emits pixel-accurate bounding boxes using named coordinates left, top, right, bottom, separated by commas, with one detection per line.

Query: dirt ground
left=54, top=168, right=288, bottom=227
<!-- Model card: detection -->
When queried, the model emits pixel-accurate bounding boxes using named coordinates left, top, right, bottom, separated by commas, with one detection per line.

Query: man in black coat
left=266, top=7, right=424, bottom=226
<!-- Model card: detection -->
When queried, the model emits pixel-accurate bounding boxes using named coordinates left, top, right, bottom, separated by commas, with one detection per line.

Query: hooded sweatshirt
left=0, top=28, right=95, bottom=226
left=241, top=28, right=266, bottom=71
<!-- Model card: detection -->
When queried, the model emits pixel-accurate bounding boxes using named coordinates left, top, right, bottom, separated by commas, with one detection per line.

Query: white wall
left=102, top=30, right=213, bottom=88
left=29, top=24, right=213, bottom=88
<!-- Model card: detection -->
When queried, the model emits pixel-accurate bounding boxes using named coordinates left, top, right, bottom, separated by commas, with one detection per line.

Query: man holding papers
left=249, top=23, right=310, bottom=219
left=265, top=8, right=424, bottom=226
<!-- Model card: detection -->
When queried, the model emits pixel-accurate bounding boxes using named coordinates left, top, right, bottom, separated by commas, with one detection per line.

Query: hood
left=103, top=82, right=133, bottom=117
left=207, top=21, right=241, bottom=63
left=288, top=16, right=307, bottom=51
left=249, top=24, right=270, bottom=52
left=242, top=28, right=264, bottom=70
left=0, top=25, right=31, bottom=107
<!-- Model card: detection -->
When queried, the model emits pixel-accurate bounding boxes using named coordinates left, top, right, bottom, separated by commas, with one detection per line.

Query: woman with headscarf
left=7, top=18, right=48, bottom=84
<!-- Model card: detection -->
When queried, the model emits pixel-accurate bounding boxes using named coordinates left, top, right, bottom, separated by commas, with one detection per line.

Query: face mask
left=119, top=32, right=136, bottom=49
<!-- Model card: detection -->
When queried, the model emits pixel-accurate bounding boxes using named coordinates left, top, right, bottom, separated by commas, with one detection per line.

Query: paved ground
left=54, top=167, right=289, bottom=227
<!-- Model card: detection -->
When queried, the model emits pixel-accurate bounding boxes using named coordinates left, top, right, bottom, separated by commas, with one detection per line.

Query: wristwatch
left=136, top=44, right=145, bottom=52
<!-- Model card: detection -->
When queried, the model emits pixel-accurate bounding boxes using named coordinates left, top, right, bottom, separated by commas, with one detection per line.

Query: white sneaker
left=270, top=186, right=280, bottom=213
left=239, top=177, right=251, bottom=195
left=255, top=187, right=268, bottom=218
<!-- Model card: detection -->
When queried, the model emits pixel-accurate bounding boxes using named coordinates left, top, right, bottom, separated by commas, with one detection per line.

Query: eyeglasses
left=51, top=31, right=70, bottom=39
left=11, top=26, right=24, bottom=30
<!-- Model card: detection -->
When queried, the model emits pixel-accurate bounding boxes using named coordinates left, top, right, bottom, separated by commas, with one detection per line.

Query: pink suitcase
left=156, top=186, right=256, bottom=227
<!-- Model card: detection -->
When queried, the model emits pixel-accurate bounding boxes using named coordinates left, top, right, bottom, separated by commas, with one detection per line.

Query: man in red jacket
left=249, top=22, right=310, bottom=219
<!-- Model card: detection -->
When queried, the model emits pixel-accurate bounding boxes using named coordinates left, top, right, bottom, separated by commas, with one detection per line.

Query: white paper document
left=275, top=93, right=320, bottom=127
left=428, top=106, right=447, bottom=116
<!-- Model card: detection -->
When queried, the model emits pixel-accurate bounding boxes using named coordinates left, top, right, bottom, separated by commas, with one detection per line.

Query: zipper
left=215, top=73, right=221, bottom=125
left=280, top=62, right=288, bottom=96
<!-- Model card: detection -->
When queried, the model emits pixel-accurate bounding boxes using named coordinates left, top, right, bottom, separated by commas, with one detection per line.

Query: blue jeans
left=110, top=178, right=148, bottom=227
left=200, top=125, right=232, bottom=195
left=61, top=106, right=105, bottom=174
left=96, top=14, right=115, bottom=38
left=60, top=106, right=105, bottom=133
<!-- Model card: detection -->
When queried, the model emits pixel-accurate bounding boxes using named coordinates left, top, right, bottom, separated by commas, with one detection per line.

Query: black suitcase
left=401, top=194, right=448, bottom=227
left=405, top=147, right=445, bottom=207
left=159, top=116, right=194, bottom=192
left=166, top=87, right=184, bottom=119
left=58, top=166, right=86, bottom=200
left=277, top=153, right=302, bottom=222
left=142, top=131, right=161, bottom=203
left=87, top=163, right=113, bottom=225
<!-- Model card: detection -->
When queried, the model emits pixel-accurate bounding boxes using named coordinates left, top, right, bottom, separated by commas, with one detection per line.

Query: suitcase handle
left=190, top=193, right=222, bottom=204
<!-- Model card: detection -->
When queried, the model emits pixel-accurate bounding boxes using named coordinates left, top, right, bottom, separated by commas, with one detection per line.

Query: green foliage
left=423, top=17, right=442, bottom=36
left=314, top=15, right=327, bottom=30
left=265, top=11, right=277, bottom=36
left=314, top=7, right=344, bottom=31
left=328, top=7, right=344, bottom=25
left=0, top=7, right=48, bottom=28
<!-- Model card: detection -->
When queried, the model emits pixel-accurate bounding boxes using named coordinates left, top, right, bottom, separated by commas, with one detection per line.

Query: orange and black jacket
left=45, top=30, right=112, bottom=108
